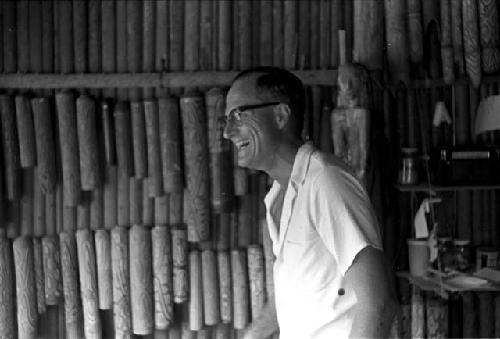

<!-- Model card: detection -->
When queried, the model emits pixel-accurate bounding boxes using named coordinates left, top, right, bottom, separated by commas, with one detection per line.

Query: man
left=223, top=67, right=398, bottom=339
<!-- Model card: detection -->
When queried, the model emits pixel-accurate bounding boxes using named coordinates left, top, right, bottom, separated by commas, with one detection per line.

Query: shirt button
left=338, top=288, right=345, bottom=296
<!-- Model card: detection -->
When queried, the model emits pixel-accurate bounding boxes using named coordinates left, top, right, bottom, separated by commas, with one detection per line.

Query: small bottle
left=453, top=239, right=471, bottom=272
left=398, top=148, right=419, bottom=185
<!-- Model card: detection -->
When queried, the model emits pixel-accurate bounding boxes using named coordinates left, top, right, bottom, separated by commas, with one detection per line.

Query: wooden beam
left=0, top=70, right=338, bottom=89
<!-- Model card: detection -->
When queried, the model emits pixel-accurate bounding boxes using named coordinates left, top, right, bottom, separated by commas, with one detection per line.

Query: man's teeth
left=236, top=141, right=250, bottom=149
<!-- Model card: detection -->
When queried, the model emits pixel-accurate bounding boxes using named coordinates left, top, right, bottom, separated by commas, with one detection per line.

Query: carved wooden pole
left=129, top=225, right=154, bottom=335
left=144, top=100, right=163, bottom=197
left=14, top=237, right=37, bottom=339
left=0, top=95, right=21, bottom=200
left=43, top=189, right=61, bottom=306
left=33, top=170, right=46, bottom=314
left=189, top=250, right=203, bottom=331
left=180, top=94, right=210, bottom=242
left=111, top=226, right=132, bottom=338
left=0, top=235, right=15, bottom=338
left=31, top=97, right=57, bottom=193
left=172, top=227, right=188, bottom=304
left=76, top=95, right=100, bottom=190
left=15, top=95, right=37, bottom=168
left=217, top=250, right=232, bottom=324
left=56, top=92, right=81, bottom=206
left=152, top=224, right=173, bottom=330
left=247, top=245, right=265, bottom=321
left=231, top=250, right=249, bottom=330
left=76, top=229, right=102, bottom=339
left=202, top=249, right=220, bottom=326
left=159, top=97, right=183, bottom=193
left=206, top=88, right=234, bottom=213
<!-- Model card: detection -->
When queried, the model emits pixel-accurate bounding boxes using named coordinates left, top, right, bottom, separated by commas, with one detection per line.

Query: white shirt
left=264, top=143, right=382, bottom=339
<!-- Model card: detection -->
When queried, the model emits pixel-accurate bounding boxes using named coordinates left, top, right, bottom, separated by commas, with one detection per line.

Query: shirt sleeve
left=311, top=167, right=383, bottom=276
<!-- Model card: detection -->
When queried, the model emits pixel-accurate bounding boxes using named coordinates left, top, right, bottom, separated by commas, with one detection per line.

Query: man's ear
left=274, top=103, right=291, bottom=130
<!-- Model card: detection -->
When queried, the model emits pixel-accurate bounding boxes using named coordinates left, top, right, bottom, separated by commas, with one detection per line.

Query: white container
left=408, top=239, right=429, bottom=276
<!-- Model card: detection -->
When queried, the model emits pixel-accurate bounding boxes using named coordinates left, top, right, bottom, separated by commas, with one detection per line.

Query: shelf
left=395, top=184, right=500, bottom=192
left=396, top=271, right=500, bottom=299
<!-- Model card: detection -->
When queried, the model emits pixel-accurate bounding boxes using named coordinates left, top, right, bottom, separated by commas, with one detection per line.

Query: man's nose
left=223, top=120, right=235, bottom=140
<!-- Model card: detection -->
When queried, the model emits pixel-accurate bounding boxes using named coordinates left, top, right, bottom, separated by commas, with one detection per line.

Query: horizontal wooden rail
left=0, top=70, right=338, bottom=89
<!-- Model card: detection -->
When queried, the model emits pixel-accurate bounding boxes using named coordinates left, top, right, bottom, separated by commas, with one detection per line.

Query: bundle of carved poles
left=0, top=91, right=281, bottom=339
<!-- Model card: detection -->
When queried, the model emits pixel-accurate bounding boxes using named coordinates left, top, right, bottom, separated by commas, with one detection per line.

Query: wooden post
left=158, top=97, right=183, bottom=193
left=56, top=92, right=81, bottom=206
left=206, top=88, right=234, bottom=213
left=76, top=95, right=100, bottom=190
left=102, top=0, right=116, bottom=99
left=95, top=229, right=112, bottom=310
left=283, top=1, right=297, bottom=69
left=144, top=100, right=163, bottom=197
left=131, top=101, right=148, bottom=178
left=0, top=95, right=21, bottom=200
left=16, top=0, right=29, bottom=73
left=3, top=1, right=17, bottom=72
left=32, top=98, right=57, bottom=193
left=15, top=94, right=36, bottom=168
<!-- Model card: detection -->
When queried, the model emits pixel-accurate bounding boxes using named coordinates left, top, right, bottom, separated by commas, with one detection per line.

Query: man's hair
left=233, top=66, right=305, bottom=137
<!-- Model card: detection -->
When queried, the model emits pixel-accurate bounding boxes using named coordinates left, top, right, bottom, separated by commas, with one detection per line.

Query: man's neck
left=266, top=140, right=302, bottom=187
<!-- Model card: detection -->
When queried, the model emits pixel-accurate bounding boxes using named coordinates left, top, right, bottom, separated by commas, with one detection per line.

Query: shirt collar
left=289, top=142, right=316, bottom=189
left=264, top=142, right=316, bottom=206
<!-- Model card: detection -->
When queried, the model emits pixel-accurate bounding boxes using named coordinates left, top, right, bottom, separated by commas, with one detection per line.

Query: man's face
left=223, top=75, right=281, bottom=171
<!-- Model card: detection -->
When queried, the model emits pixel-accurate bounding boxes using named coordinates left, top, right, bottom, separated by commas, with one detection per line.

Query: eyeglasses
left=222, top=101, right=281, bottom=125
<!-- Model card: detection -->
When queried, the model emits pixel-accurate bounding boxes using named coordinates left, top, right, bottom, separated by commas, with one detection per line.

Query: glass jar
left=398, top=148, right=419, bottom=185
left=437, top=237, right=454, bottom=271
left=453, top=239, right=471, bottom=272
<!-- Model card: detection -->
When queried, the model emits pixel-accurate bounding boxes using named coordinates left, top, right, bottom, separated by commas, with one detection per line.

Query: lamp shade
left=475, top=95, right=500, bottom=135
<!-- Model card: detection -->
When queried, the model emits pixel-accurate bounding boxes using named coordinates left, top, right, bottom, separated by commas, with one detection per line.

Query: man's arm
left=242, top=297, right=279, bottom=339
left=344, top=246, right=399, bottom=338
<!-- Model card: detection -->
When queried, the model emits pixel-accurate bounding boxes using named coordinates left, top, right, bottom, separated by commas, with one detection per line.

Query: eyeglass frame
left=222, top=101, right=282, bottom=125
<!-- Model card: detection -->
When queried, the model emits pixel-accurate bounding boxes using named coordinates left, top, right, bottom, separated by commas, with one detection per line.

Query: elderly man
left=223, top=67, right=398, bottom=339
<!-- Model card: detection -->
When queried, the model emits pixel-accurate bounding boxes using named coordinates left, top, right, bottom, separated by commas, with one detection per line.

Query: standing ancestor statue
left=331, top=63, right=371, bottom=181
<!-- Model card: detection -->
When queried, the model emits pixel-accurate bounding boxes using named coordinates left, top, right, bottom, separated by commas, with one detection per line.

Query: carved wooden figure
left=331, top=63, right=371, bottom=181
